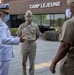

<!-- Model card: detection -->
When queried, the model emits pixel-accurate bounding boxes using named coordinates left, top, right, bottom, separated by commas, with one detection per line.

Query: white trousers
left=0, top=61, right=10, bottom=75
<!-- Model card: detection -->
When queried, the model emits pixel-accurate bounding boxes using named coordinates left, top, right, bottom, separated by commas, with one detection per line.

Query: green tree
left=57, top=18, right=63, bottom=27
left=33, top=15, right=46, bottom=25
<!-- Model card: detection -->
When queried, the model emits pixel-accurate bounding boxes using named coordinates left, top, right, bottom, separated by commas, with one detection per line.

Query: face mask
left=3, top=14, right=10, bottom=22
left=65, top=8, right=72, bottom=18
left=26, top=18, right=32, bottom=22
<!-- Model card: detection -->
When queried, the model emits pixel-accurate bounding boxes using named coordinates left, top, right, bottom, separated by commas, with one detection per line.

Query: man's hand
left=49, top=63, right=56, bottom=74
left=20, top=37, right=25, bottom=43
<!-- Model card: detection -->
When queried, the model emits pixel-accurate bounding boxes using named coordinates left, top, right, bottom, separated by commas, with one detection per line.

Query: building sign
left=29, top=1, right=61, bottom=9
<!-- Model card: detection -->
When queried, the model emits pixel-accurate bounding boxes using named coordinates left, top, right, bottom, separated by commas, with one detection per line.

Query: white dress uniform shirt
left=0, top=18, right=20, bottom=61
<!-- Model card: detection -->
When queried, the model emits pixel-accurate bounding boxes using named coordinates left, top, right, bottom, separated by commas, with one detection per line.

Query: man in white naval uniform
left=0, top=3, right=25, bottom=75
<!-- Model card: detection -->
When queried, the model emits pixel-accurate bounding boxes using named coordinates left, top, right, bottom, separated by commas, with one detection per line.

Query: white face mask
left=65, top=8, right=72, bottom=18
left=3, top=14, right=10, bottom=22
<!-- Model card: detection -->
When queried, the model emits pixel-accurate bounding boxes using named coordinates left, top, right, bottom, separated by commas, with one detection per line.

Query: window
left=10, top=15, right=25, bottom=28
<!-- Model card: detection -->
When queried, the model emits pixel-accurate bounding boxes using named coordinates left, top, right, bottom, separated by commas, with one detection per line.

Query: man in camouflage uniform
left=17, top=10, right=40, bottom=75
left=49, top=0, right=74, bottom=75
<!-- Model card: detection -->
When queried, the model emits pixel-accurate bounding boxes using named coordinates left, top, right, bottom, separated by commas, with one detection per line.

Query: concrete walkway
left=8, top=38, right=60, bottom=75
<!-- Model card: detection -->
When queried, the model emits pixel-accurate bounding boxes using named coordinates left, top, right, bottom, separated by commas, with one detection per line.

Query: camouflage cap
left=25, top=10, right=32, bottom=17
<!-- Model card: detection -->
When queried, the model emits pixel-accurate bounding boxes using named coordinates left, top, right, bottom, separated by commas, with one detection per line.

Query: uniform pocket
left=33, top=30, right=36, bottom=34
left=22, top=28, right=27, bottom=36
left=31, top=28, right=36, bottom=34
